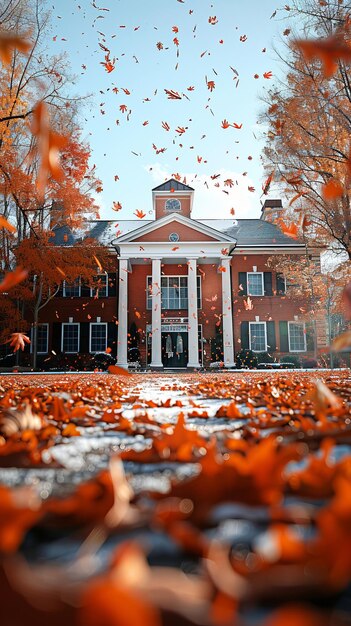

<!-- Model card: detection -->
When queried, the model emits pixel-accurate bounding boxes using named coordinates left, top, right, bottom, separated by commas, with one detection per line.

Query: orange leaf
left=62, top=423, right=81, bottom=437
left=0, top=485, right=42, bottom=553
left=0, top=216, right=16, bottom=233
left=80, top=570, right=161, bottom=626
left=331, top=330, right=351, bottom=352
left=322, top=179, right=343, bottom=200
left=134, top=209, right=146, bottom=218
left=0, top=267, right=28, bottom=292
left=0, top=32, right=31, bottom=65
left=31, top=101, right=68, bottom=198
left=295, top=35, right=351, bottom=78
left=108, top=364, right=132, bottom=376
left=6, top=332, right=31, bottom=352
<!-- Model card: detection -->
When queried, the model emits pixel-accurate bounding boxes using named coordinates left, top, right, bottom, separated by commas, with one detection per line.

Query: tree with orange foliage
left=261, top=0, right=351, bottom=260
left=267, top=250, right=351, bottom=364
left=8, top=233, right=110, bottom=368
left=0, top=0, right=106, bottom=365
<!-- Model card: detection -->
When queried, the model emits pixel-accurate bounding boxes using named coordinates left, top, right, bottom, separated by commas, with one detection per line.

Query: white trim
left=249, top=321, right=267, bottom=352
left=233, top=245, right=305, bottom=254
left=114, top=212, right=235, bottom=243
left=165, top=198, right=181, bottom=212
left=89, top=322, right=108, bottom=353
left=288, top=321, right=307, bottom=352
left=247, top=272, right=264, bottom=296
left=63, top=278, right=81, bottom=297
left=61, top=322, right=80, bottom=353
left=90, top=272, right=108, bottom=298
left=117, top=241, right=235, bottom=259
left=30, top=323, right=49, bottom=354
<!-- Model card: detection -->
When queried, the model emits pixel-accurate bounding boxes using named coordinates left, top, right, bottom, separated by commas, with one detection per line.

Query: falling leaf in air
left=295, top=35, right=351, bottom=78
left=134, top=209, right=146, bottom=218
left=108, top=364, right=132, bottom=376
left=0, top=216, right=16, bottom=233
left=7, top=332, right=31, bottom=352
left=164, top=89, right=182, bottom=100
left=0, top=32, right=31, bottom=65
left=331, top=330, right=351, bottom=352
left=31, top=101, right=68, bottom=198
left=0, top=267, right=28, bottom=292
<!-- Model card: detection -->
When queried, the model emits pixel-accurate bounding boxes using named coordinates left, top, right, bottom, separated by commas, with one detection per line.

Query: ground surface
left=1, top=370, right=351, bottom=626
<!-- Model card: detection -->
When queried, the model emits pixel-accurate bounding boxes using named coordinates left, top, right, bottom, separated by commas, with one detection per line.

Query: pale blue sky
left=48, top=0, right=291, bottom=221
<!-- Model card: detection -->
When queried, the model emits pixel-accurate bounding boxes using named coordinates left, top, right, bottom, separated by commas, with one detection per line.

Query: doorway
left=162, top=331, right=188, bottom=368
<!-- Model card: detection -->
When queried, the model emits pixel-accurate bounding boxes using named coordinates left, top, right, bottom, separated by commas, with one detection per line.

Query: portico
left=114, top=211, right=237, bottom=370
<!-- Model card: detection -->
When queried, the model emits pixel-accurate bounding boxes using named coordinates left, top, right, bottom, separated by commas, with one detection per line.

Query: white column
left=117, top=258, right=129, bottom=368
left=187, top=258, right=200, bottom=368
left=150, top=258, right=163, bottom=368
left=221, top=257, right=235, bottom=368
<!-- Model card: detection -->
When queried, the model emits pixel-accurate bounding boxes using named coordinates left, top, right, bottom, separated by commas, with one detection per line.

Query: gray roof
left=51, top=217, right=303, bottom=248
left=152, top=178, right=194, bottom=192
left=201, top=219, right=302, bottom=246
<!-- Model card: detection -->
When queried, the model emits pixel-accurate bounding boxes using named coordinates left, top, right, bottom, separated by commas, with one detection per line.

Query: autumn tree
left=267, top=249, right=351, bottom=362
left=261, top=0, right=351, bottom=260
left=0, top=0, right=105, bottom=361
left=8, top=233, right=111, bottom=368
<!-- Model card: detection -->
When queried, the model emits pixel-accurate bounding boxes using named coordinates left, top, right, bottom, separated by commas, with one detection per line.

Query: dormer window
left=165, top=198, right=181, bottom=212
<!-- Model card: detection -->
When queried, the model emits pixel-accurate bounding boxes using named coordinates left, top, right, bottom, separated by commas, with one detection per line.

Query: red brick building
left=35, top=179, right=324, bottom=369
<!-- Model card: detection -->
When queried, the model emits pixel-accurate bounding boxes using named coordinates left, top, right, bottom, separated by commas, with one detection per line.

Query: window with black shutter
left=267, top=321, right=276, bottom=351
left=108, top=273, right=117, bottom=297
left=263, top=272, right=273, bottom=296
left=238, top=272, right=247, bottom=296
left=240, top=321, right=249, bottom=349
left=279, top=321, right=289, bottom=352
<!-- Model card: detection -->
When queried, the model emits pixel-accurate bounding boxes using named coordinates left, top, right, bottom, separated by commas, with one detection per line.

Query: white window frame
left=165, top=198, right=181, bottom=212
left=30, top=323, right=49, bottom=354
left=61, top=323, right=80, bottom=353
left=63, top=277, right=81, bottom=297
left=249, top=321, right=267, bottom=352
left=146, top=275, right=202, bottom=310
left=90, top=272, right=108, bottom=298
left=288, top=321, right=307, bottom=353
left=247, top=272, right=264, bottom=296
left=89, top=322, right=108, bottom=353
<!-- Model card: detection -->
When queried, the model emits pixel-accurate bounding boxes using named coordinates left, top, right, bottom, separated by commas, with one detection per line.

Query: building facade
left=31, top=179, right=325, bottom=369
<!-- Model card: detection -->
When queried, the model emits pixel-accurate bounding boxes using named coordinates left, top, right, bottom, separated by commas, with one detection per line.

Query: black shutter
left=52, top=323, right=62, bottom=353
left=56, top=282, right=63, bottom=297
left=279, top=321, right=289, bottom=352
left=108, top=273, right=117, bottom=297
left=305, top=321, right=316, bottom=352
left=264, top=272, right=273, bottom=296
left=267, top=321, right=277, bottom=352
left=276, top=273, right=286, bottom=295
left=107, top=321, right=117, bottom=355
left=238, top=272, right=247, bottom=296
left=81, top=283, right=91, bottom=297
left=80, top=322, right=89, bottom=353
left=241, top=321, right=249, bottom=349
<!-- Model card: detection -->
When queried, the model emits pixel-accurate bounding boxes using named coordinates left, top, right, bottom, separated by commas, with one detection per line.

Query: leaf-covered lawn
left=1, top=370, right=351, bottom=626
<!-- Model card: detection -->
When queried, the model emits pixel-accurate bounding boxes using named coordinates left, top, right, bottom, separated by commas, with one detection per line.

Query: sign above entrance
left=146, top=323, right=188, bottom=333
left=162, top=324, right=188, bottom=333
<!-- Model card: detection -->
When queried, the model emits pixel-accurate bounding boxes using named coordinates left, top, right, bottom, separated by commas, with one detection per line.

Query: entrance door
left=162, top=331, right=188, bottom=368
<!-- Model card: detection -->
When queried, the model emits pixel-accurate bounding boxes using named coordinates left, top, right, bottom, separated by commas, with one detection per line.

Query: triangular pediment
left=114, top=213, right=236, bottom=243
left=152, top=178, right=194, bottom=192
